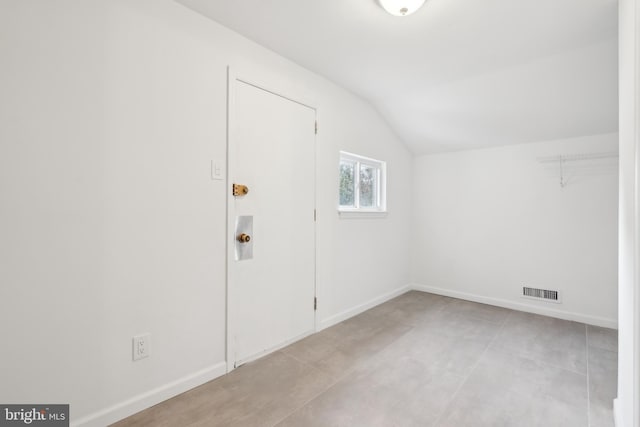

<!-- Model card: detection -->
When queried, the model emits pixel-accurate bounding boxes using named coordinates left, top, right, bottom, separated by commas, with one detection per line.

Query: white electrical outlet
left=133, top=333, right=150, bottom=361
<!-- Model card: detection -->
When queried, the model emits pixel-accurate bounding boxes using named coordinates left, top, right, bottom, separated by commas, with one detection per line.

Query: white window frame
left=338, top=151, right=387, bottom=218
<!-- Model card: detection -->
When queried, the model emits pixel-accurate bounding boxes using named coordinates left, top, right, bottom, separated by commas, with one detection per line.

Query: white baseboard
left=72, top=362, right=227, bottom=427
left=319, top=284, right=410, bottom=330
left=411, top=283, right=618, bottom=329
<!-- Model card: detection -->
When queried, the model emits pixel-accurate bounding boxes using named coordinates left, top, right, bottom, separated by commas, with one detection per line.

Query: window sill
left=338, top=210, right=388, bottom=219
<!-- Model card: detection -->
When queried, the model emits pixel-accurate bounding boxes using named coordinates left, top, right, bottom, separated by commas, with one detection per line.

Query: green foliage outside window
left=339, top=161, right=355, bottom=206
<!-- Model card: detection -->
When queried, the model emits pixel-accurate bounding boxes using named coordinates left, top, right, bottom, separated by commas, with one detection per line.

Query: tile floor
left=112, top=291, right=618, bottom=427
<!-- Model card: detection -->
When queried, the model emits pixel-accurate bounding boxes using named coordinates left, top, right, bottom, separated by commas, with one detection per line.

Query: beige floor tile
left=587, top=325, right=618, bottom=352
left=491, top=310, right=587, bottom=374
left=588, top=345, right=617, bottom=427
left=445, top=298, right=512, bottom=324
left=436, top=348, right=588, bottom=427
left=113, top=292, right=616, bottom=427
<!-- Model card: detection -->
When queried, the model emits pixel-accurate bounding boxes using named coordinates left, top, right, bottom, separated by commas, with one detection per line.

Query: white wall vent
left=522, top=286, right=562, bottom=304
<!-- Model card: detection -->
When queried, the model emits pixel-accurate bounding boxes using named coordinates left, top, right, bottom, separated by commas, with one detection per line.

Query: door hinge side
left=314, top=209, right=317, bottom=222
left=315, top=121, right=318, bottom=135
left=314, top=297, right=317, bottom=311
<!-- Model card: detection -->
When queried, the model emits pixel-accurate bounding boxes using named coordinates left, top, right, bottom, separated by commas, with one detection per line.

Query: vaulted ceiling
left=177, top=0, right=618, bottom=154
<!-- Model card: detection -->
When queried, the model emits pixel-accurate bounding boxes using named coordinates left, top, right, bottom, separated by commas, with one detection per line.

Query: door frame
left=225, top=66, right=318, bottom=373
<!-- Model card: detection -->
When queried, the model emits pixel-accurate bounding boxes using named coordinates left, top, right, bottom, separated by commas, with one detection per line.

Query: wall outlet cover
left=133, top=333, right=150, bottom=361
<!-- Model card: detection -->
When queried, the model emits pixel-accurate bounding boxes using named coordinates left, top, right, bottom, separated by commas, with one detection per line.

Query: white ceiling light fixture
left=378, top=0, right=426, bottom=16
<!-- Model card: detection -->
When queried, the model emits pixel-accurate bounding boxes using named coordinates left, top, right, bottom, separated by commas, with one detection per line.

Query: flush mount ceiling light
left=379, top=0, right=426, bottom=16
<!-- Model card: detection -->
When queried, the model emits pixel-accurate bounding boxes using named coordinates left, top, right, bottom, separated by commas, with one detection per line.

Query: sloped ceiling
left=177, top=0, right=618, bottom=154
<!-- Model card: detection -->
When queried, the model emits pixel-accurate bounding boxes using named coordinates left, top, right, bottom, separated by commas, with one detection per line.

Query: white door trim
left=225, top=66, right=318, bottom=373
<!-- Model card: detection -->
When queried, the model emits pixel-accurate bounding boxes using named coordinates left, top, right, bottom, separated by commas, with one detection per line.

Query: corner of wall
left=410, top=283, right=618, bottom=329
left=318, top=284, right=411, bottom=331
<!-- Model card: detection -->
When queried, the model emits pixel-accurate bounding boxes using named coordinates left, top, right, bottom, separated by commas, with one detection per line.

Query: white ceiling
left=177, top=0, right=618, bottom=154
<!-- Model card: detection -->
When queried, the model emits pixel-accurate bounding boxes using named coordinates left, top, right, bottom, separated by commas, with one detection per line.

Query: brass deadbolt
left=237, top=233, right=251, bottom=243
left=233, top=184, right=249, bottom=196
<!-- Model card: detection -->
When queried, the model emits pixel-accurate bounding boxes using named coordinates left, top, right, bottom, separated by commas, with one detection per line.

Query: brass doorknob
left=237, top=233, right=251, bottom=243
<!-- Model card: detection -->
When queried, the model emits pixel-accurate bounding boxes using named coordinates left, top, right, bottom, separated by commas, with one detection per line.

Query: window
left=339, top=151, right=386, bottom=214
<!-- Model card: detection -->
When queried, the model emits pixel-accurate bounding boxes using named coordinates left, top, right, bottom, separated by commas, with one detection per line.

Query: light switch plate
left=211, top=159, right=225, bottom=181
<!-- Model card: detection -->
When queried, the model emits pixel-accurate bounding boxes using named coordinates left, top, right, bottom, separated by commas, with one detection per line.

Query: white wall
left=411, top=134, right=619, bottom=327
left=616, top=0, right=640, bottom=425
left=316, top=112, right=412, bottom=328
left=0, top=1, right=412, bottom=425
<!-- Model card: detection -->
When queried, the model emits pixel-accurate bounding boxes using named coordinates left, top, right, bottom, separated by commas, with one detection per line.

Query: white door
left=228, top=78, right=316, bottom=367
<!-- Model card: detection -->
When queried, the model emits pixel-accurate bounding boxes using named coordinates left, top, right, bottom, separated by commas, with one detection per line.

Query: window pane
left=359, top=164, right=377, bottom=208
left=339, top=160, right=355, bottom=207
